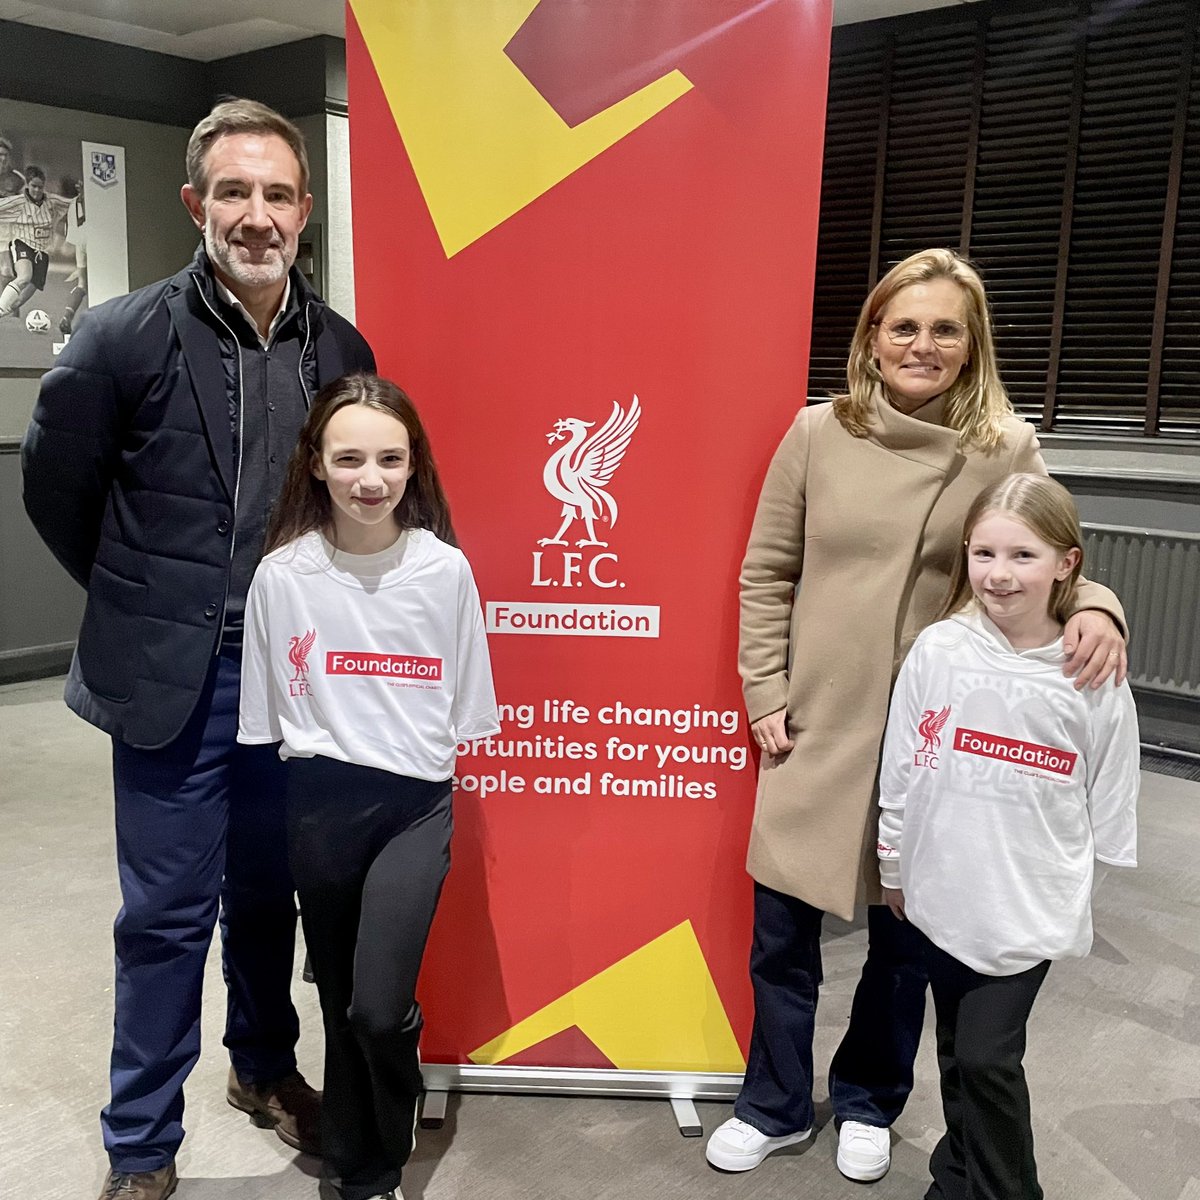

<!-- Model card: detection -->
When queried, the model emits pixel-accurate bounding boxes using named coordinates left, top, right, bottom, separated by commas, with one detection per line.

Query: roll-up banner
left=347, top=0, right=832, bottom=1093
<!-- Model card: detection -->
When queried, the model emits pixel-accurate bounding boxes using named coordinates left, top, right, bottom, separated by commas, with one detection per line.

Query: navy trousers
left=735, top=883, right=928, bottom=1136
left=103, top=650, right=300, bottom=1172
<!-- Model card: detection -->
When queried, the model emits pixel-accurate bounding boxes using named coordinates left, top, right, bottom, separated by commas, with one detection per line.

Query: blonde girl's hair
left=264, top=373, right=456, bottom=555
left=834, top=247, right=1013, bottom=451
left=939, top=473, right=1084, bottom=625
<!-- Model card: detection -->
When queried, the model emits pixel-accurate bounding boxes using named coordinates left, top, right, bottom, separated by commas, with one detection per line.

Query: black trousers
left=735, top=883, right=928, bottom=1135
left=921, top=931, right=1050, bottom=1200
left=287, top=756, right=452, bottom=1200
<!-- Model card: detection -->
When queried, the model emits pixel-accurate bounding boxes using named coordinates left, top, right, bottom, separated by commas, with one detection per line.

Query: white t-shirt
left=238, top=529, right=500, bottom=780
left=877, top=606, right=1139, bottom=976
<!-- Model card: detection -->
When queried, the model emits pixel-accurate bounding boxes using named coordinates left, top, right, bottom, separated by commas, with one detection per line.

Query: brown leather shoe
left=227, top=1066, right=321, bottom=1155
left=97, top=1163, right=178, bottom=1200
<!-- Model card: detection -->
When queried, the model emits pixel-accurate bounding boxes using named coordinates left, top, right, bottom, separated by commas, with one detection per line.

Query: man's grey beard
left=204, top=218, right=294, bottom=289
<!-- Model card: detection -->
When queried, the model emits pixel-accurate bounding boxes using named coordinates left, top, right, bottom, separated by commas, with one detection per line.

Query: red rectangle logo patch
left=326, top=651, right=443, bottom=681
left=953, top=727, right=1077, bottom=776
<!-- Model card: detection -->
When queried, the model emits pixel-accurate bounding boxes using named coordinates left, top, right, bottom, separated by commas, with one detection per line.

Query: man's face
left=0, top=147, right=11, bottom=173
left=181, top=132, right=312, bottom=294
left=25, top=175, right=45, bottom=202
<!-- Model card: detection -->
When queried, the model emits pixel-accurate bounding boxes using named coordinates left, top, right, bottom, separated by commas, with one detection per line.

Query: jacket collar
left=865, top=385, right=961, bottom=473
left=163, top=247, right=325, bottom=501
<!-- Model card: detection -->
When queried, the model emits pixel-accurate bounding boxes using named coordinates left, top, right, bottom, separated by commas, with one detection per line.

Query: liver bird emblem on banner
left=917, top=705, right=952, bottom=755
left=538, top=396, right=641, bottom=548
left=288, top=629, right=316, bottom=682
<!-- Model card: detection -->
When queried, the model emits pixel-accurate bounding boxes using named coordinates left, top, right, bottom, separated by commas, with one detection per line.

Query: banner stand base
left=419, top=1089, right=448, bottom=1129
left=668, top=1097, right=703, bottom=1137
left=419, top=1065, right=742, bottom=1136
left=420, top=1065, right=739, bottom=1128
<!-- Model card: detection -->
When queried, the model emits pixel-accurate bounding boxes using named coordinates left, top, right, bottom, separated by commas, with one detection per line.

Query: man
left=0, top=136, right=24, bottom=195
left=59, top=176, right=87, bottom=335
left=0, top=165, right=70, bottom=317
left=0, top=136, right=24, bottom=293
left=23, top=100, right=375, bottom=1200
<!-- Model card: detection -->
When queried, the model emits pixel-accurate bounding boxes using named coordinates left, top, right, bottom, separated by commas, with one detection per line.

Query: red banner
left=348, top=0, right=831, bottom=1074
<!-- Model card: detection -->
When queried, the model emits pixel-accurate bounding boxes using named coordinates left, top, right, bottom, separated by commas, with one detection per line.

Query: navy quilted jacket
left=22, top=246, right=375, bottom=748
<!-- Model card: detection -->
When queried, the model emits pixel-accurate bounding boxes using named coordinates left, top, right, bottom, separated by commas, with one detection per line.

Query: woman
left=705, top=249, right=1126, bottom=1182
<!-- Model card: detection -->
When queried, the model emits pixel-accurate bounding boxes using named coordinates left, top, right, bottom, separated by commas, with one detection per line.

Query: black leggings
left=921, top=930, right=1050, bottom=1200
left=287, top=756, right=452, bottom=1200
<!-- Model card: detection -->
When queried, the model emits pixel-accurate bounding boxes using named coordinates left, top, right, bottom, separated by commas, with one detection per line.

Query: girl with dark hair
left=239, top=373, right=499, bottom=1200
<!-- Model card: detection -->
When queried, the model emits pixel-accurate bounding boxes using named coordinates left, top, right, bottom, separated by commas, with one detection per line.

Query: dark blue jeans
left=103, top=649, right=300, bottom=1172
left=735, top=883, right=928, bottom=1136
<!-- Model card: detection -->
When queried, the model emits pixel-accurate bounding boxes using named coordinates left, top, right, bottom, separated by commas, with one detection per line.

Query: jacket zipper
left=297, top=302, right=313, bottom=407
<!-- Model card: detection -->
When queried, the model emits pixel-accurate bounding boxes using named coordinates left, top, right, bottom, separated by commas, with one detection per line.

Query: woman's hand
left=883, top=887, right=906, bottom=921
left=751, top=709, right=794, bottom=757
left=1063, top=610, right=1127, bottom=690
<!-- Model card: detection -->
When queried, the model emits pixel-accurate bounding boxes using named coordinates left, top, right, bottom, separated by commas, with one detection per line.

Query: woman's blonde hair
left=834, top=248, right=1012, bottom=451
left=940, top=473, right=1084, bottom=624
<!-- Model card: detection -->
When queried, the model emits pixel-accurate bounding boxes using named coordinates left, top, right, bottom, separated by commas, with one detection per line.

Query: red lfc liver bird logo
left=915, top=705, right=951, bottom=768
left=918, top=705, right=951, bottom=753
left=288, top=629, right=316, bottom=695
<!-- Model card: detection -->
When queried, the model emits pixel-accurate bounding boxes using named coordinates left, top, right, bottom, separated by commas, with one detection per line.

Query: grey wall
left=1044, top=439, right=1200, bottom=534
left=326, top=113, right=356, bottom=322
left=0, top=19, right=205, bottom=126
left=1, top=447, right=83, bottom=681
left=0, top=375, right=39, bottom=442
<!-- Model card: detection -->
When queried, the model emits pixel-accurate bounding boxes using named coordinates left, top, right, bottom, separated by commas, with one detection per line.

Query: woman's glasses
left=880, top=319, right=967, bottom=348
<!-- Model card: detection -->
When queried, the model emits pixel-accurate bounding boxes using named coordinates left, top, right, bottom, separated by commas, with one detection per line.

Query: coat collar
left=865, top=385, right=961, bottom=474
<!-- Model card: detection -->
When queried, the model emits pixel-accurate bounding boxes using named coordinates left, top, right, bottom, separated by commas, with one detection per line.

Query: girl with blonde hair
left=878, top=473, right=1138, bottom=1199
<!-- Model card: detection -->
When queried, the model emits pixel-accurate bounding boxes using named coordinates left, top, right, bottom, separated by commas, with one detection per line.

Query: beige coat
left=739, top=390, right=1123, bottom=921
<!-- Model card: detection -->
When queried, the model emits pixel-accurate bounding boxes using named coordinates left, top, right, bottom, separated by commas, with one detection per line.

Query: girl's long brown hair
left=939, top=473, right=1084, bottom=625
left=264, top=373, right=456, bottom=555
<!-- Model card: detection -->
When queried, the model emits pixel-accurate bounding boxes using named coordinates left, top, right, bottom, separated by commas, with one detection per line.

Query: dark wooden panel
left=809, top=0, right=1200, bottom=437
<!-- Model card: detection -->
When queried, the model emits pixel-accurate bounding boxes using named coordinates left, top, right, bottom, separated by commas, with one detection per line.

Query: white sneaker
left=836, top=1120, right=891, bottom=1181
left=705, top=1116, right=811, bottom=1171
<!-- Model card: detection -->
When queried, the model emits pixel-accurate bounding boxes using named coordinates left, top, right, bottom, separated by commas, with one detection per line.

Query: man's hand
left=883, top=887, right=906, bottom=921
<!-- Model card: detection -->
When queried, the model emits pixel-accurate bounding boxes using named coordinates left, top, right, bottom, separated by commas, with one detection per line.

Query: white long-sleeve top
left=877, top=606, right=1139, bottom=976
left=238, top=529, right=500, bottom=780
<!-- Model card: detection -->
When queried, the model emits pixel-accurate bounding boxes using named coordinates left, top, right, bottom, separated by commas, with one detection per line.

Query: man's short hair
left=25, top=165, right=45, bottom=182
left=186, top=98, right=309, bottom=197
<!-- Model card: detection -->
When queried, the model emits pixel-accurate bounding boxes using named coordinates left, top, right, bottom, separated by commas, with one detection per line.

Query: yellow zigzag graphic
left=350, top=0, right=694, bottom=258
left=470, top=920, right=745, bottom=1072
